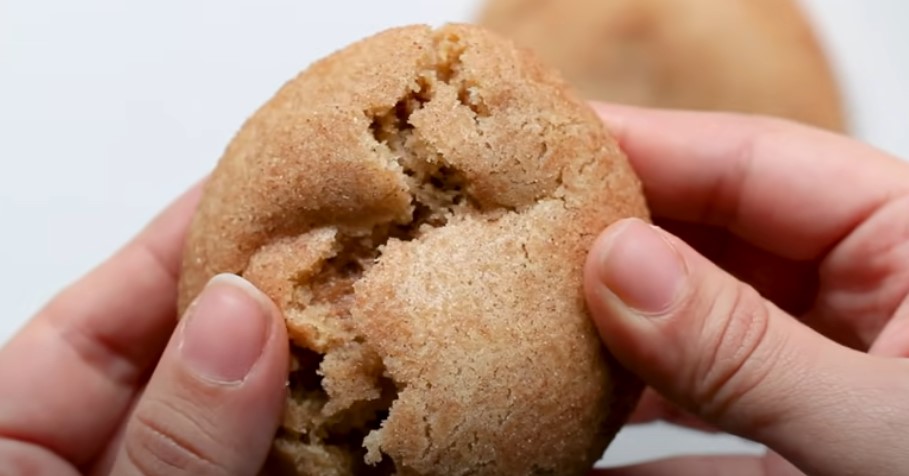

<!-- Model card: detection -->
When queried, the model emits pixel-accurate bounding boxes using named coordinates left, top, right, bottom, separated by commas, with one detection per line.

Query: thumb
left=111, top=274, right=288, bottom=476
left=584, top=218, right=909, bottom=476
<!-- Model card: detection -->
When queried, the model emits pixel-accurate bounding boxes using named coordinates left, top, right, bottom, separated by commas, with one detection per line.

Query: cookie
left=477, top=0, right=847, bottom=131
left=178, top=23, right=649, bottom=475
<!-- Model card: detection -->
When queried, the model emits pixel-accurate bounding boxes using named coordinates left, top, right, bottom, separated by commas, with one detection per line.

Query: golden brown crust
left=476, top=0, right=847, bottom=131
left=178, top=23, right=648, bottom=475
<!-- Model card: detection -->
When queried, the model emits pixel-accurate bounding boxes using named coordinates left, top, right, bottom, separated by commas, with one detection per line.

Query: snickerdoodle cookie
left=178, top=23, right=648, bottom=475
left=477, top=0, right=847, bottom=131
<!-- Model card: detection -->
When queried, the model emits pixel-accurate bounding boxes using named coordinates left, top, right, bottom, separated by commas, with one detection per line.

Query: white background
left=2, top=0, right=907, bottom=467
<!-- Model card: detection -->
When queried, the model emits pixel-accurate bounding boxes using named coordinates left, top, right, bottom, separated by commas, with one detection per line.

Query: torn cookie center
left=274, top=31, right=490, bottom=474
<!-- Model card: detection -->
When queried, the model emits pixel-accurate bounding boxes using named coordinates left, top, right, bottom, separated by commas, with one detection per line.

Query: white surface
left=1, top=0, right=907, bottom=468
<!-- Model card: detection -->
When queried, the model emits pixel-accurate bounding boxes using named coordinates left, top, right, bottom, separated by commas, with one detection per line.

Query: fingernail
left=596, top=219, right=686, bottom=315
left=180, top=274, right=272, bottom=383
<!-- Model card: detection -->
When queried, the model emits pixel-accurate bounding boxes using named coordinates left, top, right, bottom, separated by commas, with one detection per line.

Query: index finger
left=594, top=104, right=909, bottom=260
left=0, top=179, right=205, bottom=467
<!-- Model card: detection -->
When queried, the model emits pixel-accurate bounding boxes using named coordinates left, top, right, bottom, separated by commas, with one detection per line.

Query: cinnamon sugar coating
left=178, top=24, right=649, bottom=475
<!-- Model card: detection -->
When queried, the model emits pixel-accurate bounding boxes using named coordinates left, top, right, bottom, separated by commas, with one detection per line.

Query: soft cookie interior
left=246, top=32, right=516, bottom=475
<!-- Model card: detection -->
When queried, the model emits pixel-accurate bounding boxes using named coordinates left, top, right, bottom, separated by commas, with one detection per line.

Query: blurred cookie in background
left=476, top=0, right=847, bottom=131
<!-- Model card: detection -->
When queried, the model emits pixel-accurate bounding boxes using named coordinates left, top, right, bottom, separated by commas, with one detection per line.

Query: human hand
left=0, top=183, right=289, bottom=476
left=584, top=105, right=909, bottom=475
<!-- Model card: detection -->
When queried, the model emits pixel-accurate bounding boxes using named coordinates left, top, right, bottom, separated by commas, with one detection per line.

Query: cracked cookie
left=177, top=23, right=649, bottom=475
left=477, top=0, right=847, bottom=131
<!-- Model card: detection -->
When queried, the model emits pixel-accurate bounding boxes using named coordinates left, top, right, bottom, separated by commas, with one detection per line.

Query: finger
left=87, top=385, right=143, bottom=476
left=869, top=298, right=909, bottom=358
left=626, top=388, right=718, bottom=433
left=0, top=180, right=205, bottom=466
left=594, top=103, right=909, bottom=261
left=0, top=440, right=81, bottom=476
left=659, top=220, right=817, bottom=318
left=593, top=453, right=802, bottom=476
left=584, top=218, right=909, bottom=476
left=112, top=274, right=288, bottom=476
left=810, top=194, right=909, bottom=349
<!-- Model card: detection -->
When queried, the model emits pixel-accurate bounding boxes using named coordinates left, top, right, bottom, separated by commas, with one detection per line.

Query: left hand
left=0, top=182, right=290, bottom=476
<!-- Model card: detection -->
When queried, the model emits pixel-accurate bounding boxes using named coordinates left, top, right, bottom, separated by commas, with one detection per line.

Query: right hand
left=584, top=105, right=909, bottom=475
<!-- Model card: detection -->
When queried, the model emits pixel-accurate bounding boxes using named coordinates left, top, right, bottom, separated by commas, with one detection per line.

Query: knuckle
left=124, top=397, right=229, bottom=476
left=689, top=283, right=779, bottom=422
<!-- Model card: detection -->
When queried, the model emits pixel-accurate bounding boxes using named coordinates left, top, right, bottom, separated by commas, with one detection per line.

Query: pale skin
left=0, top=105, right=907, bottom=475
